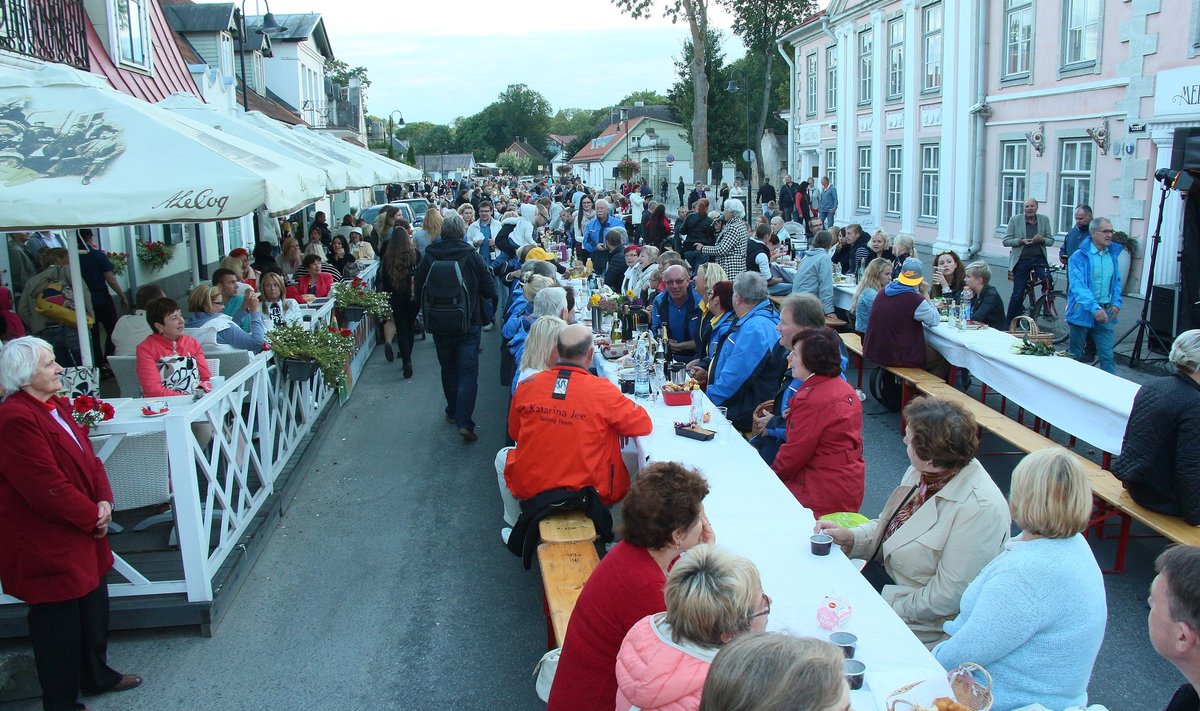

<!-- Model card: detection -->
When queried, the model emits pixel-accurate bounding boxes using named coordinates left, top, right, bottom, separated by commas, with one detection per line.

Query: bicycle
left=1014, top=263, right=1068, bottom=344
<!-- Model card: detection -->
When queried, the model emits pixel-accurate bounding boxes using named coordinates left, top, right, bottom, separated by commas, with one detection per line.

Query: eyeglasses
left=750, top=593, right=772, bottom=619
left=211, top=300, right=224, bottom=306
left=664, top=278, right=689, bottom=285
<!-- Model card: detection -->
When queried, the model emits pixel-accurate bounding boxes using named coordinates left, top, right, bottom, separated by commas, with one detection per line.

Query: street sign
left=742, top=149, right=756, bottom=162
left=666, top=153, right=675, bottom=164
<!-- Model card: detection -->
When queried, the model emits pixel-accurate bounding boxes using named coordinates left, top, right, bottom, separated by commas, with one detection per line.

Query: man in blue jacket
left=650, top=264, right=702, bottom=363
left=707, top=272, right=784, bottom=432
left=1066, top=217, right=1122, bottom=374
left=582, top=198, right=624, bottom=276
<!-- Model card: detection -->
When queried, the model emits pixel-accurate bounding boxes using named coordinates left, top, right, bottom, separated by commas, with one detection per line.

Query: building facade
left=780, top=0, right=1200, bottom=295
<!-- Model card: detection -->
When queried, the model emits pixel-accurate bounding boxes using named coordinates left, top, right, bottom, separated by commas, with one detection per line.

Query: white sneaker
left=501, top=527, right=512, bottom=544
left=483, top=323, right=495, bottom=332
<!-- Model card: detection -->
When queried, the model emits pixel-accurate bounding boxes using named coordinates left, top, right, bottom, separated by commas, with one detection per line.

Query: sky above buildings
left=264, top=0, right=746, bottom=125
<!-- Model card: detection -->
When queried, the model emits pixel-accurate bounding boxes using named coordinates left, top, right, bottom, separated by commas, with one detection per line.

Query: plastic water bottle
left=960, top=287, right=973, bottom=327
left=634, top=335, right=651, bottom=399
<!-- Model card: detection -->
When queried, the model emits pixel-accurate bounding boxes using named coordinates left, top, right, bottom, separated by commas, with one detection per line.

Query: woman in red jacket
left=135, top=297, right=212, bottom=397
left=771, top=328, right=865, bottom=518
left=286, top=254, right=334, bottom=302
left=0, top=337, right=142, bottom=710
left=547, top=461, right=715, bottom=711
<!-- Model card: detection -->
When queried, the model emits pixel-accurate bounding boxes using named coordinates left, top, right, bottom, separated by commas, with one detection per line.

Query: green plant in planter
left=332, top=276, right=392, bottom=319
left=136, top=241, right=174, bottom=271
left=268, top=323, right=355, bottom=385
left=1112, top=230, right=1138, bottom=256
left=616, top=157, right=639, bottom=181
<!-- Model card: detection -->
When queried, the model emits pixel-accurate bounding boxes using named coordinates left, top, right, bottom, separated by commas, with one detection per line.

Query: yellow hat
left=525, top=247, right=555, bottom=262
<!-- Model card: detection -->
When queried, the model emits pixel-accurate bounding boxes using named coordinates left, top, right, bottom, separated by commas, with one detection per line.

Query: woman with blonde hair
left=850, top=257, right=893, bottom=335
left=699, top=634, right=849, bottom=711
left=891, top=233, right=915, bottom=279
left=276, top=236, right=302, bottom=278
left=414, top=207, right=443, bottom=256
left=615, top=545, right=769, bottom=711
left=258, top=271, right=301, bottom=332
left=457, top=202, right=475, bottom=228
left=934, top=448, right=1106, bottom=711
left=184, top=283, right=265, bottom=352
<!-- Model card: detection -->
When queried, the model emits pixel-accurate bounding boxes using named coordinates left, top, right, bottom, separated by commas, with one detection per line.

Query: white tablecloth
left=592, top=352, right=953, bottom=710
left=923, top=323, right=1139, bottom=454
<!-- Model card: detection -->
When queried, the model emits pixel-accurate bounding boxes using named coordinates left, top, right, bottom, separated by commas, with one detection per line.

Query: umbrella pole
left=67, top=231, right=94, bottom=369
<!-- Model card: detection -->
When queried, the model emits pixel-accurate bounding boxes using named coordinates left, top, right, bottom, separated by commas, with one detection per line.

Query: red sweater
left=771, top=374, right=865, bottom=518
left=135, top=333, right=212, bottom=397
left=547, top=542, right=667, bottom=711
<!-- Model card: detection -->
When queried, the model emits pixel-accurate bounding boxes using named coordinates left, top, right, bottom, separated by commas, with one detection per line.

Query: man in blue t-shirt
left=650, top=264, right=702, bottom=363
left=76, top=230, right=127, bottom=363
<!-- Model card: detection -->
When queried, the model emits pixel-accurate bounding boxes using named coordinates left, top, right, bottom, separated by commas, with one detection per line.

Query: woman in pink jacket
left=135, top=297, right=212, bottom=397
left=615, top=546, right=769, bottom=711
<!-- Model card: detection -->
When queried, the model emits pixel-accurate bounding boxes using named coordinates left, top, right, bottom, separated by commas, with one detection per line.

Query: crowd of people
left=3, top=171, right=1200, bottom=711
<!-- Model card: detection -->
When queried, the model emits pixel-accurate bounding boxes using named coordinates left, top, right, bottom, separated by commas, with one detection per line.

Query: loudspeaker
left=1150, top=285, right=1185, bottom=349
left=1171, top=128, right=1200, bottom=171
left=710, top=162, right=723, bottom=182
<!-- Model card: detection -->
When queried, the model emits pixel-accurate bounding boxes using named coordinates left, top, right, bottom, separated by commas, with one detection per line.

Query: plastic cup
left=829, top=631, right=857, bottom=658
left=810, top=533, right=833, bottom=556
left=844, top=659, right=866, bottom=690
left=716, top=406, right=730, bottom=443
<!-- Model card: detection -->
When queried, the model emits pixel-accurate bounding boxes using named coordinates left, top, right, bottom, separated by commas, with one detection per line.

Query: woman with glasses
left=547, top=462, right=715, bottom=711
left=615, top=545, right=768, bottom=711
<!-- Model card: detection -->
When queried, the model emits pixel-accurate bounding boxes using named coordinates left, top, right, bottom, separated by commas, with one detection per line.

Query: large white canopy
left=157, top=93, right=351, bottom=194
left=239, top=112, right=373, bottom=189
left=0, top=64, right=327, bottom=230
left=307, top=130, right=421, bottom=183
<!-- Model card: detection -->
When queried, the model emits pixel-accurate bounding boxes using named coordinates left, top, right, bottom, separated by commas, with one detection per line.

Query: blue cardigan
left=933, top=535, right=1107, bottom=711
left=1066, top=241, right=1123, bottom=328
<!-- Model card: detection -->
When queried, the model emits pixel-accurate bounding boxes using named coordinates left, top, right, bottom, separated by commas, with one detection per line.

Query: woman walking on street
left=379, top=225, right=420, bottom=378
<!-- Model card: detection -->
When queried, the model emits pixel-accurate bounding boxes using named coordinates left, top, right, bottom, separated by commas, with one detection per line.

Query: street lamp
left=236, top=1, right=282, bottom=115
left=726, top=69, right=753, bottom=215
left=387, top=110, right=405, bottom=160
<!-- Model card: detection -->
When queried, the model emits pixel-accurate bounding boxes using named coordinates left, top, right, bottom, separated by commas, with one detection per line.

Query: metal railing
left=0, top=0, right=89, bottom=70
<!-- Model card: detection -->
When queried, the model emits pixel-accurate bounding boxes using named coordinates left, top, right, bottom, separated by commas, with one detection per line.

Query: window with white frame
left=219, top=32, right=233, bottom=79
left=886, top=146, right=903, bottom=215
left=807, top=52, right=818, bottom=117
left=857, top=146, right=871, bottom=211
left=826, top=147, right=837, bottom=186
left=887, top=17, right=904, bottom=100
left=1058, top=139, right=1094, bottom=232
left=920, top=145, right=940, bottom=219
left=1063, top=0, right=1101, bottom=67
left=114, top=0, right=151, bottom=69
left=999, top=141, right=1028, bottom=226
left=1004, top=0, right=1033, bottom=78
left=826, top=45, right=838, bottom=112
left=858, top=29, right=873, bottom=104
left=253, top=53, right=265, bottom=93
left=922, top=3, right=943, bottom=92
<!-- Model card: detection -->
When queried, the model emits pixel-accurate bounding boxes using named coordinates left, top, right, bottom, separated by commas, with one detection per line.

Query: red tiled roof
left=236, top=79, right=306, bottom=126
left=569, top=116, right=646, bottom=163
left=87, top=0, right=200, bottom=102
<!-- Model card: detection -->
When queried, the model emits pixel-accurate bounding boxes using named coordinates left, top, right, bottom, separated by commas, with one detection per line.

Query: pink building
left=779, top=0, right=1200, bottom=310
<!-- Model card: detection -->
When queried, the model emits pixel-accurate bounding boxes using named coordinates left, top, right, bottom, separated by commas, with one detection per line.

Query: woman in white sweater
left=933, top=448, right=1107, bottom=711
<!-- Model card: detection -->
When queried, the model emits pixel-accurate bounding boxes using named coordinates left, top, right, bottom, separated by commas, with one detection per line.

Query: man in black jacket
left=756, top=178, right=776, bottom=216
left=414, top=213, right=498, bottom=442
left=778, top=176, right=796, bottom=223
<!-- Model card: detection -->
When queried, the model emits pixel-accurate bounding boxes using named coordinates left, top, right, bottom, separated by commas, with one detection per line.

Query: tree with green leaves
left=324, top=59, right=371, bottom=92
left=611, top=0, right=711, bottom=183
left=496, top=150, right=534, bottom=177
left=405, top=144, right=417, bottom=167
left=618, top=90, right=671, bottom=107
left=669, top=30, right=741, bottom=175
left=719, top=0, right=813, bottom=185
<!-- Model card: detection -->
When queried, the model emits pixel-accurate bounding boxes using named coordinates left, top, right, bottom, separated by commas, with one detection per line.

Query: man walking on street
left=1004, top=198, right=1056, bottom=323
left=676, top=177, right=685, bottom=207
left=415, top=213, right=498, bottom=442
left=1066, top=217, right=1122, bottom=374
left=757, top=178, right=776, bottom=218
left=817, top=177, right=837, bottom=228
left=778, top=176, right=796, bottom=223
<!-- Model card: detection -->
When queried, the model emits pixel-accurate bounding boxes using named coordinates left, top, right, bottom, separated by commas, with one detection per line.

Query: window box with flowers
left=136, top=241, right=174, bottom=271
left=268, top=323, right=355, bottom=385
left=332, top=276, right=392, bottom=324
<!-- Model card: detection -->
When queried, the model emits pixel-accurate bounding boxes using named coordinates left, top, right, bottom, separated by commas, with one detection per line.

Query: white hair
left=0, top=336, right=54, bottom=395
left=594, top=198, right=610, bottom=211
left=1171, top=329, right=1200, bottom=374
left=733, top=271, right=767, bottom=302
left=533, top=287, right=568, bottom=318
left=723, top=199, right=745, bottom=220
left=770, top=216, right=783, bottom=226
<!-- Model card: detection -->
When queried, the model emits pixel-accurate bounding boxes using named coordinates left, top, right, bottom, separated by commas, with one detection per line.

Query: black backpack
left=422, top=257, right=471, bottom=335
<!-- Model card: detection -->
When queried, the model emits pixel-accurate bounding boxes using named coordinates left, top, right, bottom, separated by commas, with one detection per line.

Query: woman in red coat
left=286, top=254, right=334, bottom=302
left=0, top=337, right=142, bottom=710
left=771, top=328, right=865, bottom=518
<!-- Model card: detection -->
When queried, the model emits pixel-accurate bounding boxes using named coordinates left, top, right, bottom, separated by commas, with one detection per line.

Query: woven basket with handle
left=1006, top=315, right=1054, bottom=345
left=886, top=662, right=994, bottom=711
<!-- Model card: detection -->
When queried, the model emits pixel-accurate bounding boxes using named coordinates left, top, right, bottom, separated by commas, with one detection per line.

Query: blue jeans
left=1006, top=257, right=1050, bottom=323
left=768, top=281, right=792, bottom=296
left=434, top=327, right=482, bottom=430
left=1069, top=319, right=1116, bottom=374
left=819, top=211, right=834, bottom=228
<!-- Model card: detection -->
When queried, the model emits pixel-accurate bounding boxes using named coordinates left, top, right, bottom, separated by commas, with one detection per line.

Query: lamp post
left=387, top=110, right=405, bottom=160
left=236, top=1, right=282, bottom=114
left=726, top=69, right=753, bottom=216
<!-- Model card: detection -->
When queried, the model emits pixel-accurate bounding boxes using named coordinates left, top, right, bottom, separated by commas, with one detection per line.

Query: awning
left=158, top=93, right=351, bottom=194
left=289, top=125, right=387, bottom=187
left=308, top=131, right=421, bottom=183
left=239, top=112, right=373, bottom=190
left=0, top=64, right=327, bottom=230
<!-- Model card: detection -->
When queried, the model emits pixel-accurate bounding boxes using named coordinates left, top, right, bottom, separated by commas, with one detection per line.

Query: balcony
left=327, top=97, right=361, bottom=133
left=0, top=0, right=90, bottom=70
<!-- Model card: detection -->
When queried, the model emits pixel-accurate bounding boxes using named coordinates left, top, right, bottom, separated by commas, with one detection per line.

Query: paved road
left=0, top=328, right=1186, bottom=711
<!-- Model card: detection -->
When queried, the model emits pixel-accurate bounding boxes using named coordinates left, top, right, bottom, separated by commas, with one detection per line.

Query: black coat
left=1113, top=372, right=1200, bottom=524
left=413, top=238, right=498, bottom=329
left=970, top=285, right=1006, bottom=330
left=680, top=213, right=714, bottom=247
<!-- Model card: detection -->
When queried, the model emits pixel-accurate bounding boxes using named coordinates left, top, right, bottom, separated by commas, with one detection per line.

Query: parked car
left=395, top=199, right=429, bottom=228
left=358, top=202, right=415, bottom=234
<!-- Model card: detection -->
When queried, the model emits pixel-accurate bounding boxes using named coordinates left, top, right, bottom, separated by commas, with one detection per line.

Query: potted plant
left=135, top=241, right=174, bottom=271
left=616, top=157, right=640, bottom=181
left=267, top=323, right=355, bottom=385
left=106, top=251, right=128, bottom=277
left=332, top=276, right=392, bottom=324
left=1112, top=231, right=1139, bottom=293
left=70, top=394, right=115, bottom=431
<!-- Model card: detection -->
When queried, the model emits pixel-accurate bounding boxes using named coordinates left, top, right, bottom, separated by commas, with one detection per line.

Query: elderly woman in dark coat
left=0, top=337, right=142, bottom=710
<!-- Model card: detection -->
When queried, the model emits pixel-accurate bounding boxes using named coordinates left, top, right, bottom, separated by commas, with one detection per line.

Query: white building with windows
left=779, top=0, right=1200, bottom=298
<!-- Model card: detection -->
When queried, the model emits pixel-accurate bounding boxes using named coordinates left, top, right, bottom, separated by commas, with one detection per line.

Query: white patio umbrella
left=239, top=111, right=375, bottom=189
left=0, top=64, right=327, bottom=229
left=308, top=130, right=421, bottom=183
left=157, top=93, right=351, bottom=194
left=289, top=124, right=388, bottom=187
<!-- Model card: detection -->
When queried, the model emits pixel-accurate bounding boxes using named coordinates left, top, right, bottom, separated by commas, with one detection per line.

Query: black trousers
left=27, top=583, right=121, bottom=711
left=90, top=300, right=118, bottom=364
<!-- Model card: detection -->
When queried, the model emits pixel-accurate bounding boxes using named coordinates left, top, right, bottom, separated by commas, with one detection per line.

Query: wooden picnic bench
left=536, top=512, right=600, bottom=648
left=769, top=294, right=846, bottom=330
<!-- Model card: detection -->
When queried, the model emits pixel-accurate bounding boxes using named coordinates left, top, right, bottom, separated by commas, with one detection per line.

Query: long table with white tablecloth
left=588, top=346, right=954, bottom=710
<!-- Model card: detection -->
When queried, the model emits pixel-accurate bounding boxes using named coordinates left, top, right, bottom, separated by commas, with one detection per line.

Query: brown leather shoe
left=111, top=674, right=143, bottom=692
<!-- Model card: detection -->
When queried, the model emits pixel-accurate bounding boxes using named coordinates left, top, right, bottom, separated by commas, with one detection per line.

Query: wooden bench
left=913, top=378, right=1200, bottom=572
left=538, top=511, right=597, bottom=544
left=768, top=295, right=846, bottom=330
left=839, top=332, right=865, bottom=388
left=538, top=540, right=599, bottom=649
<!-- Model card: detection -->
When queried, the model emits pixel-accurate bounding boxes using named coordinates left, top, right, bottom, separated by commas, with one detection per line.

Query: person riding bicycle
left=1003, top=198, right=1056, bottom=324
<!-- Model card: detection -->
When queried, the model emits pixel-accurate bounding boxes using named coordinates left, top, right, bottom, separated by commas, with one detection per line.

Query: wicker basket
left=886, top=663, right=994, bottom=711
left=1007, top=315, right=1054, bottom=345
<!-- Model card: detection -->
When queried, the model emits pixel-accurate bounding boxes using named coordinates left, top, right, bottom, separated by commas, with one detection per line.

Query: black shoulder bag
left=860, top=485, right=918, bottom=593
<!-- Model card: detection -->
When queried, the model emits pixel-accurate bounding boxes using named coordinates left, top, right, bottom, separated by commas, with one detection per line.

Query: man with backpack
left=415, top=213, right=498, bottom=442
